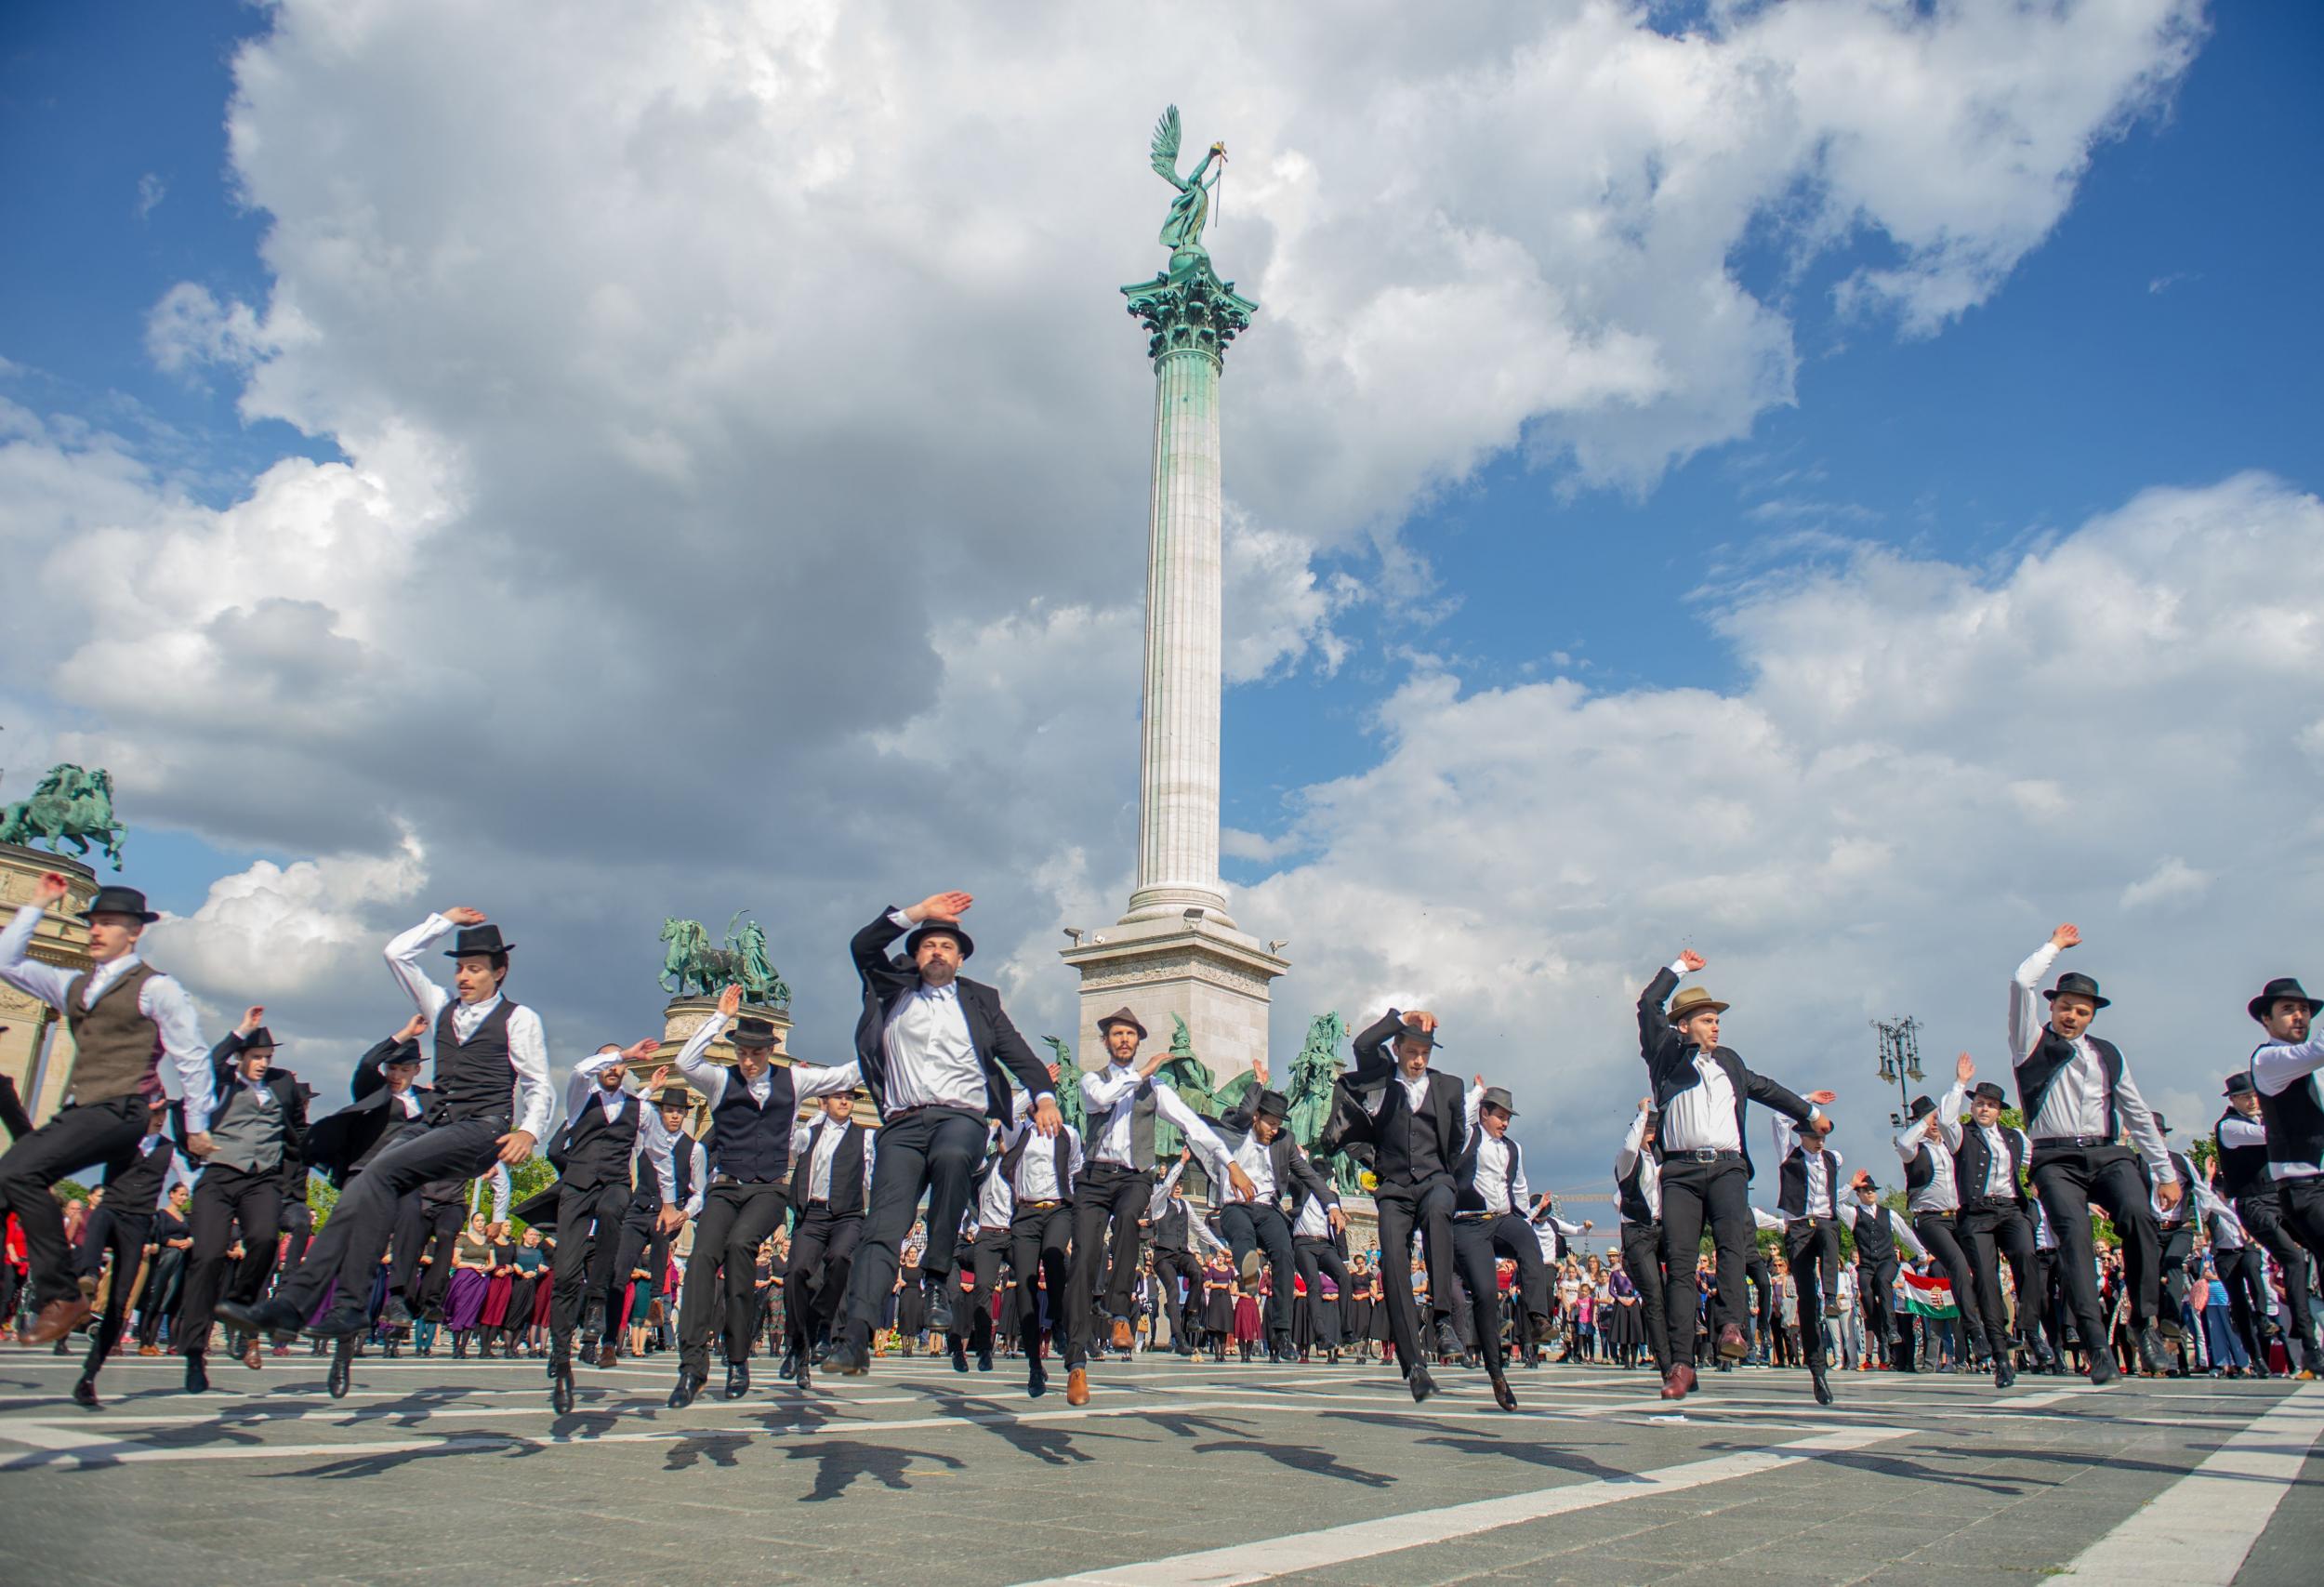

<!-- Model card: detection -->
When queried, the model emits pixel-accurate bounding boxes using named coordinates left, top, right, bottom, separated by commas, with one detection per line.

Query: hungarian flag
left=1900, top=1269, right=1958, bottom=1319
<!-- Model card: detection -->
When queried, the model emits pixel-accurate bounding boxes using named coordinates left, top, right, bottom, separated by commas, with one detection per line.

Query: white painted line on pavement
left=2052, top=1382, right=2324, bottom=1586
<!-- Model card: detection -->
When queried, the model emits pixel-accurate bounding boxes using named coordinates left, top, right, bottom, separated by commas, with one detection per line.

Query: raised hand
left=1250, top=1055, right=1269, bottom=1086
left=1678, top=949, right=1707, bottom=972
left=647, top=1065, right=670, bottom=1092
left=907, top=891, right=974, bottom=923
left=33, top=871, right=73, bottom=906
left=716, top=983, right=743, bottom=1018
left=1403, top=1010, right=1438, bottom=1034
left=1640, top=1096, right=1655, bottom=1113
left=621, top=1038, right=660, bottom=1063
left=1804, top=1090, right=1837, bottom=1106
left=1851, top=1169, right=1873, bottom=1189
left=395, top=1013, right=429, bottom=1044
left=2050, top=923, right=2080, bottom=951
left=1956, top=1052, right=1975, bottom=1084
left=442, top=906, right=487, bottom=927
left=237, top=1005, right=266, bottom=1036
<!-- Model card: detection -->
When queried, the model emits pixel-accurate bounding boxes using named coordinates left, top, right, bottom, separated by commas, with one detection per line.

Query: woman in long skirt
left=477, top=1236, right=515, bottom=1356
left=500, top=1229, right=546, bottom=1356
left=1344, top=1262, right=1373, bottom=1362
left=1202, top=1257, right=1235, bottom=1361
left=1232, top=1283, right=1264, bottom=1362
left=896, top=1252, right=927, bottom=1356
left=442, top=1214, right=495, bottom=1356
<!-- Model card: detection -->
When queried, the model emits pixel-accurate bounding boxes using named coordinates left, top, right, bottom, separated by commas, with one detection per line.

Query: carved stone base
left=1060, top=914, right=1287, bottom=1092
left=0, top=844, right=98, bottom=1127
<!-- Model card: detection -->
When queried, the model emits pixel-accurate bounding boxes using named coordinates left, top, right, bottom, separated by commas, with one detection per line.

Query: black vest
left=2213, top=1107, right=2273, bottom=1199
left=1454, top=1132, right=1523, bottom=1213
left=2014, top=1030, right=2126, bottom=1136
left=1088, top=1072, right=1160, bottom=1168
left=1776, top=1145, right=1840, bottom=1218
left=1952, top=1123, right=2027, bottom=1204
left=1374, top=1072, right=1454, bottom=1184
left=1001, top=1127, right=1076, bottom=1203
left=433, top=999, right=521, bottom=1123
left=1850, top=1204, right=1896, bottom=1265
left=558, top=1089, right=640, bottom=1186
left=1152, top=1195, right=1190, bottom=1250
left=651, top=1134, right=698, bottom=1205
left=2155, top=1149, right=2197, bottom=1226
left=1902, top=1139, right=1948, bottom=1204
left=1617, top=1154, right=1656, bottom=1225
left=2252, top=1044, right=2324, bottom=1175
left=706, top=1067, right=798, bottom=1183
left=791, top=1119, right=869, bottom=1215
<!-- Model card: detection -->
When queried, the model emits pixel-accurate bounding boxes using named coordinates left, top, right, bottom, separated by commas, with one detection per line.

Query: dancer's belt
left=2031, top=1134, right=2112, bottom=1150
left=1959, top=1194, right=2025, bottom=1214
left=1670, top=1148, right=1744, bottom=1164
left=1020, top=1198, right=1063, bottom=1211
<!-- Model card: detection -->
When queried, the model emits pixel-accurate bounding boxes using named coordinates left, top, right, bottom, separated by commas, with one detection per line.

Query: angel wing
left=1149, top=104, right=1182, bottom=183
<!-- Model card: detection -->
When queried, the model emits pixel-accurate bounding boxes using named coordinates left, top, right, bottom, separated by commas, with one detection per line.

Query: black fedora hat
left=731, top=1016, right=780, bottom=1050
left=442, top=923, right=514, bottom=959
left=77, top=885, right=160, bottom=924
left=653, top=1086, right=693, bottom=1110
left=243, top=1026, right=278, bottom=1051
left=1253, top=1088, right=1290, bottom=1120
left=1095, top=1006, right=1148, bottom=1040
left=1908, top=1094, right=1937, bottom=1121
left=2043, top=971, right=2109, bottom=1011
left=1970, top=1081, right=2007, bottom=1105
left=905, top=919, right=974, bottom=961
left=382, top=1038, right=423, bottom=1067
left=2151, top=1112, right=2169, bottom=1136
left=1390, top=1013, right=1445, bottom=1049
left=2248, top=977, right=2318, bottom=1024
left=2224, top=1072, right=2256, bottom=1098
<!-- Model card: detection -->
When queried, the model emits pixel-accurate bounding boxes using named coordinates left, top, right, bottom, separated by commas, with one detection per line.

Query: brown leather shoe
left=597, top=1342, right=618, bottom=1369
left=21, top=1297, right=92, bottom=1346
left=1065, top=1368, right=1089, bottom=1406
left=139, top=1344, right=162, bottom=1357
left=1715, top=1324, right=1750, bottom=1360
left=242, top=1340, right=264, bottom=1370
left=1111, top=1317, right=1133, bottom=1351
left=1660, top=1365, right=1697, bottom=1400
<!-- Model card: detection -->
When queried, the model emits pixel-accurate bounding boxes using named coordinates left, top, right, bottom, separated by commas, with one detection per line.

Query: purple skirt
left=445, top=1267, right=491, bottom=1331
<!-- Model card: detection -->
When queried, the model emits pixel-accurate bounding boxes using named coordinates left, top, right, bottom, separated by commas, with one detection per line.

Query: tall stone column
left=1060, top=253, right=1286, bottom=1091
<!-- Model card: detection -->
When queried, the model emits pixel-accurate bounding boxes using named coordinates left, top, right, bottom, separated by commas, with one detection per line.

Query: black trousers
left=1451, top=1219, right=1528, bottom=1376
left=1657, top=1154, right=1750, bottom=1366
left=2239, top=1187, right=2323, bottom=1366
left=2030, top=1144, right=2162, bottom=1342
left=136, top=1244, right=189, bottom=1348
left=548, top=1177, right=632, bottom=1343
left=276, top=1116, right=507, bottom=1316
left=1374, top=1173, right=1457, bottom=1375
left=1784, top=1217, right=1841, bottom=1367
left=2215, top=1242, right=2274, bottom=1368
left=1151, top=1245, right=1204, bottom=1347
left=389, top=1193, right=464, bottom=1312
left=1960, top=1198, right=2040, bottom=1354
left=609, top=1197, right=675, bottom=1330
left=1221, top=1202, right=1299, bottom=1341
left=1071, top=1162, right=1152, bottom=1338
left=678, top=1179, right=788, bottom=1374
left=843, top=1106, right=984, bottom=1341
left=177, top=1163, right=284, bottom=1356
left=2157, top=1221, right=2197, bottom=1341
left=1744, top=1257, right=1773, bottom=1352
left=956, top=1227, right=1010, bottom=1353
left=0, top=1093, right=148, bottom=1309
left=77, top=1208, right=156, bottom=1378
left=1481, top=1213, right=1552, bottom=1333
left=1912, top=1210, right=1991, bottom=1358
left=1010, top=1202, right=1076, bottom=1367
left=1293, top=1237, right=1353, bottom=1347
left=1619, top=1219, right=1671, bottom=1373
left=278, top=1194, right=313, bottom=1271
left=1856, top=1256, right=1900, bottom=1362
left=783, top=1204, right=865, bottom=1354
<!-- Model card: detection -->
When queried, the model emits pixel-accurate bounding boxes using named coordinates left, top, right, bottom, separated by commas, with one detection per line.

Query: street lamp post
left=1873, top=1016, right=1925, bottom=1130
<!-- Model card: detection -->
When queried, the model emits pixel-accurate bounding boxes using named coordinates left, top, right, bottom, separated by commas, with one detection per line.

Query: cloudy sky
left=3, top=0, right=2317, bottom=1203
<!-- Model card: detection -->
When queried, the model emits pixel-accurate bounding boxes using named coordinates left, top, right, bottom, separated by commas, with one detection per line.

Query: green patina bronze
left=1040, top=1036, right=1089, bottom=1136
left=1123, top=104, right=1258, bottom=363
left=659, top=910, right=792, bottom=1006
left=0, top=763, right=125, bottom=869
left=1286, top=1012, right=1368, bottom=1195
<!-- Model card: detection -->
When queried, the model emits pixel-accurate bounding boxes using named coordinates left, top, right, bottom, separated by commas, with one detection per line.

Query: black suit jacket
left=302, top=1038, right=439, bottom=1184
left=1213, top=1099, right=1340, bottom=1220
left=0, top=1073, right=33, bottom=1142
left=1636, top=966, right=1812, bottom=1176
left=850, top=907, right=1052, bottom=1124
left=1343, top=1010, right=1468, bottom=1181
left=202, top=1030, right=310, bottom=1161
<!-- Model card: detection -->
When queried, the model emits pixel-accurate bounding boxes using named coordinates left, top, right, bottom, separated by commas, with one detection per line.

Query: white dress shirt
left=1293, top=1195, right=1333, bottom=1240
left=1080, top=1065, right=1211, bottom=1167
left=1895, top=1080, right=1967, bottom=1214
left=638, top=1111, right=706, bottom=1218
left=1657, top=958, right=1743, bottom=1154
left=2251, top=1030, right=2324, bottom=1178
left=1966, top=1121, right=2019, bottom=1197
left=790, top=1116, right=877, bottom=1203
left=672, top=1009, right=860, bottom=1110
left=1172, top=1110, right=1281, bottom=1207
left=1, top=903, right=215, bottom=1131
left=974, top=1150, right=1017, bottom=1230
left=1772, top=1117, right=1844, bottom=1217
left=385, top=914, right=555, bottom=1142
left=470, top=1162, right=511, bottom=1222
left=1615, top=1106, right=1662, bottom=1223
left=1467, top=1132, right=1527, bottom=1216
left=2009, top=941, right=2172, bottom=1183
left=560, top=1052, right=677, bottom=1200
left=877, top=908, right=1052, bottom=1116
left=998, top=1118, right=1082, bottom=1202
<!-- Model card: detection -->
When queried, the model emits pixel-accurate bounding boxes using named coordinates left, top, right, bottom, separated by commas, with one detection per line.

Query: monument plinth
left=1063, top=107, right=1286, bottom=1093
left=0, top=845, right=99, bottom=1125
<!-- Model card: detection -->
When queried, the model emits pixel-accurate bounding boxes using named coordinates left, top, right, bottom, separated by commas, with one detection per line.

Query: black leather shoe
left=1407, top=1365, right=1438, bottom=1403
left=327, top=1338, right=354, bottom=1399
left=218, top=1295, right=303, bottom=1338
left=72, top=1376, right=101, bottom=1411
left=977, top=1344, right=995, bottom=1372
left=825, top=1338, right=871, bottom=1377
left=1027, top=1357, right=1048, bottom=1398
left=577, top=1297, right=604, bottom=1354
left=667, top=1370, right=707, bottom=1408
left=1810, top=1367, right=1834, bottom=1406
left=2089, top=1352, right=2119, bottom=1387
left=724, top=1362, right=750, bottom=1399
left=1995, top=1353, right=2017, bottom=1389
left=183, top=1353, right=209, bottom=1395
left=778, top=1349, right=799, bottom=1382
left=550, top=1361, right=574, bottom=1415
left=1491, top=1375, right=1518, bottom=1412
left=950, top=1335, right=969, bottom=1373
left=794, top=1357, right=813, bottom=1394
left=811, top=1340, right=834, bottom=1367
left=924, top=1282, right=954, bottom=1335
left=379, top=1294, right=415, bottom=1330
